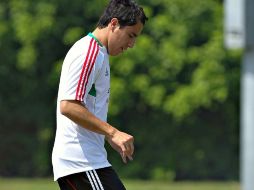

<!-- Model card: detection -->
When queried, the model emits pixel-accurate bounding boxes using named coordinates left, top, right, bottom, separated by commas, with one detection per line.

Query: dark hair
left=97, top=0, right=148, bottom=28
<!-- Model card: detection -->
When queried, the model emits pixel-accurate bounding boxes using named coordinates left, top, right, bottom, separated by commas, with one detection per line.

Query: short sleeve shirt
left=52, top=34, right=111, bottom=181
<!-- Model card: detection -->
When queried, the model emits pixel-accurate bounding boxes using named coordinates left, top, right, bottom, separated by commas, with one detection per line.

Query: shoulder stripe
left=75, top=38, right=99, bottom=101
left=75, top=38, right=94, bottom=100
left=79, top=40, right=98, bottom=100
left=81, top=42, right=99, bottom=100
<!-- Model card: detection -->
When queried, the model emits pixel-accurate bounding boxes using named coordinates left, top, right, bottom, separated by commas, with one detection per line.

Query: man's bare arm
left=60, top=100, right=134, bottom=163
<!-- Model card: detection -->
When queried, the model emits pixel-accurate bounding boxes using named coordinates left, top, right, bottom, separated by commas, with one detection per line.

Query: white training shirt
left=52, top=33, right=111, bottom=181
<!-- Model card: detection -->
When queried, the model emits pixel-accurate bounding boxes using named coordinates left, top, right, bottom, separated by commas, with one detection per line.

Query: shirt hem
left=53, top=163, right=112, bottom=181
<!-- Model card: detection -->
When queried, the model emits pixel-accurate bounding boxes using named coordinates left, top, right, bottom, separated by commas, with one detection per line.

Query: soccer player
left=52, top=0, right=148, bottom=189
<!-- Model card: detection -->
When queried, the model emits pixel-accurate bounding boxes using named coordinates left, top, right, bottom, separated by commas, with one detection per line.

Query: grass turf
left=0, top=178, right=240, bottom=190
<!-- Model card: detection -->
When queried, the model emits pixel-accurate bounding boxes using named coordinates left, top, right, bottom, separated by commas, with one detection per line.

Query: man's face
left=107, top=19, right=144, bottom=56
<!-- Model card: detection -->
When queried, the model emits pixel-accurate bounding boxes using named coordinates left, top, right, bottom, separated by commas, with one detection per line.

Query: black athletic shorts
left=57, top=167, right=126, bottom=190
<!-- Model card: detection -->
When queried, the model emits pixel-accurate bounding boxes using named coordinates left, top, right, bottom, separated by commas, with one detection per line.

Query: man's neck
left=92, top=28, right=108, bottom=48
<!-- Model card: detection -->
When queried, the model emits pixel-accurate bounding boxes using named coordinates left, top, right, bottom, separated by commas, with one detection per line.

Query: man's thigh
left=57, top=167, right=126, bottom=190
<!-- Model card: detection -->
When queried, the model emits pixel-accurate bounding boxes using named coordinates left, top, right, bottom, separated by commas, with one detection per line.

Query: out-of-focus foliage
left=0, top=0, right=240, bottom=180
left=111, top=0, right=228, bottom=119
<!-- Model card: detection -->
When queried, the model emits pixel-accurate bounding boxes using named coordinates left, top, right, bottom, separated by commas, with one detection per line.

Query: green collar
left=88, top=32, right=103, bottom=47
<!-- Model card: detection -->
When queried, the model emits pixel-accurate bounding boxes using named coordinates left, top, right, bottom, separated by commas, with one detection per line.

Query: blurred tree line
left=0, top=0, right=240, bottom=180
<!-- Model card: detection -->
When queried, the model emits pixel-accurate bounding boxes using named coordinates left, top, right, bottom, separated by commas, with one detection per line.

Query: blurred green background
left=0, top=0, right=240, bottom=183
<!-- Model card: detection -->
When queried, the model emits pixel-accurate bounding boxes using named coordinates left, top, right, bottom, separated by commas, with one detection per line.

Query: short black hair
left=97, top=0, right=148, bottom=28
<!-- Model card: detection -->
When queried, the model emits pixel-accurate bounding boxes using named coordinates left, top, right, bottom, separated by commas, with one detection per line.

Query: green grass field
left=0, top=178, right=240, bottom=190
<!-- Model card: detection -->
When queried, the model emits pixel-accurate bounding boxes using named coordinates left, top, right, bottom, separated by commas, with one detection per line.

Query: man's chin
left=109, top=51, right=122, bottom=56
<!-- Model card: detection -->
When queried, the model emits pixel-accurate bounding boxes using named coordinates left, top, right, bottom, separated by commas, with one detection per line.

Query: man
left=52, top=0, right=148, bottom=189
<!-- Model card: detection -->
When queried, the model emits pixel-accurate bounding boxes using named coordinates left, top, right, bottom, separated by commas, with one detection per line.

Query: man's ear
left=110, top=18, right=120, bottom=30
